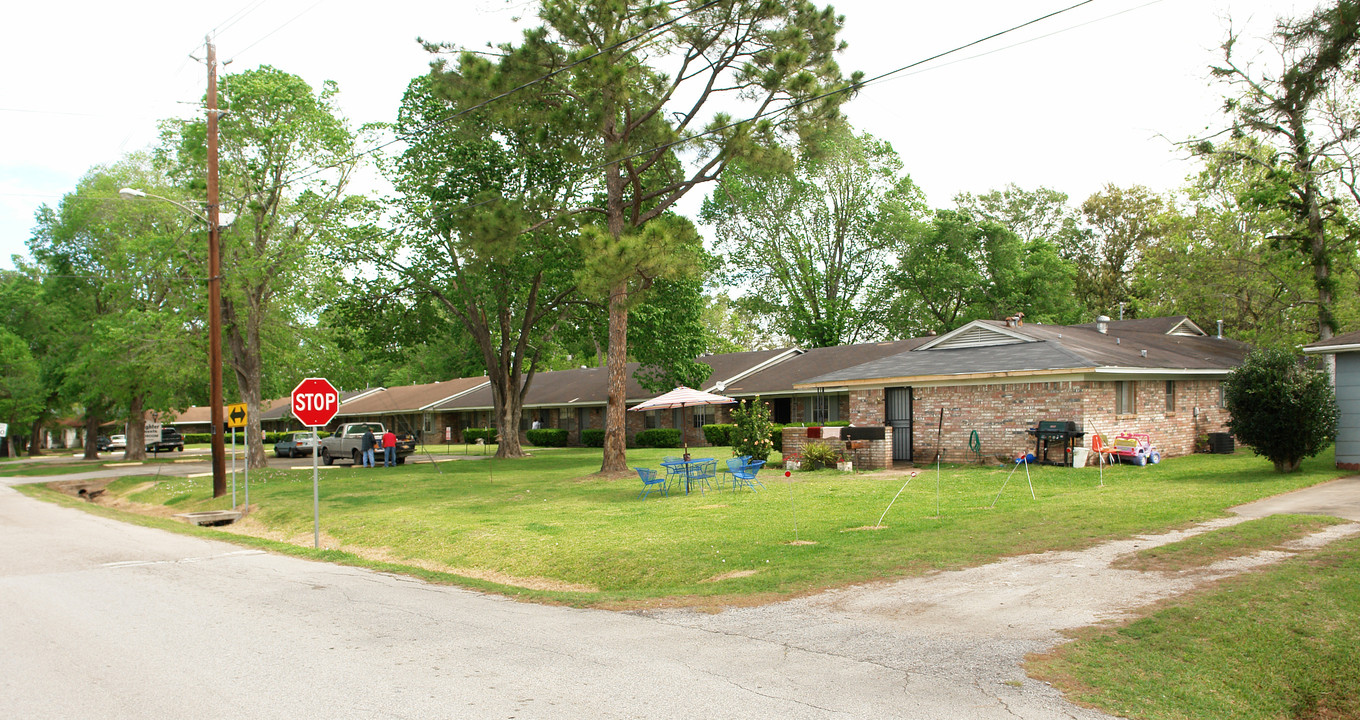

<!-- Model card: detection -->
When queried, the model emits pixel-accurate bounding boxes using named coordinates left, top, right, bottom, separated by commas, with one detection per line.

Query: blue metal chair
left=726, top=458, right=766, bottom=492
left=636, top=467, right=668, bottom=500
left=690, top=460, right=718, bottom=494
left=661, top=456, right=685, bottom=490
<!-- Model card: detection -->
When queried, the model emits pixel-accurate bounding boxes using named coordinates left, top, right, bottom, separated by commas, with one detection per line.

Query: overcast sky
left=0, top=0, right=1305, bottom=270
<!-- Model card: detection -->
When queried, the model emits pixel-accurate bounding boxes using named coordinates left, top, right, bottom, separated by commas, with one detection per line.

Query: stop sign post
left=292, top=377, right=338, bottom=549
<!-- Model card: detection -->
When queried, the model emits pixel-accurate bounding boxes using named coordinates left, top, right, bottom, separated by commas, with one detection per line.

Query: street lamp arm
left=119, top=187, right=211, bottom=225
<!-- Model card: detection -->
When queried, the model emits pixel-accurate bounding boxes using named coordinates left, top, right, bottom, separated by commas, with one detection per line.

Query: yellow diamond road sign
left=226, top=403, right=248, bottom=429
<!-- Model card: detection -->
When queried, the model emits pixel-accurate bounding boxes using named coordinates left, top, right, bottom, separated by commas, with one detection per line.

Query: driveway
left=3, top=472, right=1356, bottom=718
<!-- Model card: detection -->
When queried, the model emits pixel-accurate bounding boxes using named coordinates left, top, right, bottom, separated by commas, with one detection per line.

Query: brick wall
left=847, top=378, right=1231, bottom=465
left=781, top=426, right=893, bottom=470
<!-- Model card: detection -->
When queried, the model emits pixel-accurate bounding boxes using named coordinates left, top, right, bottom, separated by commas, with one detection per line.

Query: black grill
left=1026, top=420, right=1086, bottom=467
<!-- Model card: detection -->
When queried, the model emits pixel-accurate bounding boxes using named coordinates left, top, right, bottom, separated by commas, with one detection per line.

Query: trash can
left=1071, top=446, right=1090, bottom=469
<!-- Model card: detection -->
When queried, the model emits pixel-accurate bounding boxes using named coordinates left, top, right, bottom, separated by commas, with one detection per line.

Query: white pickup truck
left=318, top=422, right=415, bottom=466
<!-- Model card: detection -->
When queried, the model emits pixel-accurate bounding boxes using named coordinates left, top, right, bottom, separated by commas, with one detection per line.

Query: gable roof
left=722, top=339, right=927, bottom=395
left=1302, top=329, right=1360, bottom=354
left=337, top=377, right=490, bottom=417
left=799, top=318, right=1249, bottom=388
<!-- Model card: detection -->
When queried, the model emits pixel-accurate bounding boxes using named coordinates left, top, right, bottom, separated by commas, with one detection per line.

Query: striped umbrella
left=628, top=386, right=736, bottom=459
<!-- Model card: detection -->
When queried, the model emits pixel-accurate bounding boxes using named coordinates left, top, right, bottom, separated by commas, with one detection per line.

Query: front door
left=886, top=387, right=912, bottom=461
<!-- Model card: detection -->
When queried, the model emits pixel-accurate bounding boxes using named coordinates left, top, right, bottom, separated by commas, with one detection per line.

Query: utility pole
left=206, top=36, right=227, bottom=498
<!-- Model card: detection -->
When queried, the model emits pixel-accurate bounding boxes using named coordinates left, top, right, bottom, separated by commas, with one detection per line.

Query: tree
left=1072, top=184, right=1167, bottom=318
left=374, top=75, right=590, bottom=458
left=702, top=125, right=923, bottom=347
left=730, top=396, right=775, bottom=462
left=954, top=184, right=1083, bottom=246
left=1194, top=0, right=1360, bottom=341
left=28, top=157, right=205, bottom=460
left=1223, top=348, right=1338, bottom=472
left=161, top=66, right=363, bottom=469
left=430, top=0, right=860, bottom=473
left=0, top=326, right=42, bottom=457
left=887, top=210, right=1081, bottom=336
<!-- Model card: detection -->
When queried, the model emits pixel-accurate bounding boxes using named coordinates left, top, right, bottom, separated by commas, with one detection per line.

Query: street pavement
left=0, top=481, right=1106, bottom=720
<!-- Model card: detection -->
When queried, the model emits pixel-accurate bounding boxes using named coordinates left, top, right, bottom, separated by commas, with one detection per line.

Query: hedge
left=701, top=424, right=735, bottom=447
left=634, top=428, right=682, bottom=448
left=580, top=429, right=606, bottom=447
left=526, top=428, right=568, bottom=447
left=770, top=424, right=784, bottom=452
left=463, top=427, right=498, bottom=444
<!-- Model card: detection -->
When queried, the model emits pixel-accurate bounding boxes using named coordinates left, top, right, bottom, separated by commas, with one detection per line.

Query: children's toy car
left=1111, top=432, right=1160, bottom=466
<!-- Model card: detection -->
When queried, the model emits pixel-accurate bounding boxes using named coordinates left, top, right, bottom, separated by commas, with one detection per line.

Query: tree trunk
left=82, top=415, right=101, bottom=460
left=125, top=395, right=146, bottom=461
left=223, top=296, right=269, bottom=470
left=600, top=281, right=630, bottom=473
left=490, top=369, right=527, bottom=459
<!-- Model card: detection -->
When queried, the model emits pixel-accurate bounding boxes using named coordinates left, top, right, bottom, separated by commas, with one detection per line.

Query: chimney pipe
left=1096, top=315, right=1110, bottom=334
left=1216, top=320, right=1223, bottom=339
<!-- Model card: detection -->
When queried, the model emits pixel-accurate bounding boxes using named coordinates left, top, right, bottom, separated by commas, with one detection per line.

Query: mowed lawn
left=24, top=446, right=1351, bottom=606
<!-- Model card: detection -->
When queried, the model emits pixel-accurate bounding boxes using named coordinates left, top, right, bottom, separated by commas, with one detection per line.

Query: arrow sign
left=226, top=403, right=248, bottom=429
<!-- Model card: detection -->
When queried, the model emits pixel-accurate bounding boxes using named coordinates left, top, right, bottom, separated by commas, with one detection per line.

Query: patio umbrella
left=628, top=386, right=737, bottom=459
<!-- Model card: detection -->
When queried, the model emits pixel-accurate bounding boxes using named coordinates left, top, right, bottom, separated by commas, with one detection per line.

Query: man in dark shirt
left=360, top=428, right=376, bottom=468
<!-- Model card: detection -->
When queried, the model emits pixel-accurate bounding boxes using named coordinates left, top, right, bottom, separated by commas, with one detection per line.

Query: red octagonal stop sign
left=292, top=377, right=339, bottom=427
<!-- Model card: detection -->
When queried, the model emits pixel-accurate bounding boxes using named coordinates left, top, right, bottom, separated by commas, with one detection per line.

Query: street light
left=120, top=186, right=228, bottom=499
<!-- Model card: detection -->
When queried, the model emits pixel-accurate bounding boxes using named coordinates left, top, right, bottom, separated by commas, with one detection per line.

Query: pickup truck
left=318, top=423, right=415, bottom=466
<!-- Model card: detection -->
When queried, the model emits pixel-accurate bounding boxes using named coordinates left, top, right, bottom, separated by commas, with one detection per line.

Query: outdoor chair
left=636, top=467, right=668, bottom=500
left=661, top=456, right=685, bottom=489
left=688, top=460, right=717, bottom=494
left=726, top=458, right=766, bottom=492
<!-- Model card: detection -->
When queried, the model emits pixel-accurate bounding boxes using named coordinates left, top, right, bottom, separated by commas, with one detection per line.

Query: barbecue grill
left=1026, top=420, right=1086, bottom=467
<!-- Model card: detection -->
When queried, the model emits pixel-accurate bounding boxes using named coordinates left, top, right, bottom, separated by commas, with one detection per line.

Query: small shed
left=1302, top=330, right=1360, bottom=471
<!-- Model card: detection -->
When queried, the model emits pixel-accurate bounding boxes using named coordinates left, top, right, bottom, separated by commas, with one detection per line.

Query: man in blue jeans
left=360, top=427, right=376, bottom=468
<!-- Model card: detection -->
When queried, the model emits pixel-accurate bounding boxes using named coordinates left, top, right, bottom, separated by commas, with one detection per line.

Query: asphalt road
left=0, top=481, right=1109, bottom=720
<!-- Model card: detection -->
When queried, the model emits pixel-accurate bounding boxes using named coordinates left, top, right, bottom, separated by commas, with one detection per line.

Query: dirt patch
left=702, top=569, right=759, bottom=583
left=785, top=540, right=818, bottom=545
left=842, top=525, right=886, bottom=532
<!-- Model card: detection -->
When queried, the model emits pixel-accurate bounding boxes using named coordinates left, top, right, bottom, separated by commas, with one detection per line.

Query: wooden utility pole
left=206, top=36, right=227, bottom=498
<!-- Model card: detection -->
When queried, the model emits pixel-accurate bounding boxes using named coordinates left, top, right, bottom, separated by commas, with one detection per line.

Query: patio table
left=659, top=457, right=715, bottom=494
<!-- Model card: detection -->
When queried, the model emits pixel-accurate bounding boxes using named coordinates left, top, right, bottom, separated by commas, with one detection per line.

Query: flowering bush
left=731, top=397, right=776, bottom=462
left=799, top=441, right=845, bottom=470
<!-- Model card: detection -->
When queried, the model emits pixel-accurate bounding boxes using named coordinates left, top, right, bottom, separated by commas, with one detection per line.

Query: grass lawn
left=1110, top=514, right=1346, bottom=572
left=1030, top=530, right=1360, bottom=720
left=21, top=445, right=1351, bottom=608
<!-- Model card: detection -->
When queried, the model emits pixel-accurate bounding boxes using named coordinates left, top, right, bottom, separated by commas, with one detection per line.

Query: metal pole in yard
left=231, top=427, right=237, bottom=507
left=313, top=428, right=320, bottom=549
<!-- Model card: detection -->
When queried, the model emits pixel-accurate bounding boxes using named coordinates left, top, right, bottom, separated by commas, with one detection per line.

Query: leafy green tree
left=1223, top=348, right=1338, bottom=472
left=1194, top=0, right=1360, bottom=342
left=0, top=326, right=42, bottom=457
left=730, top=396, right=776, bottom=462
left=702, top=126, right=923, bottom=347
left=954, top=184, right=1084, bottom=246
left=429, top=0, right=861, bottom=472
left=28, top=157, right=204, bottom=460
left=1071, top=184, right=1167, bottom=318
left=1135, top=143, right=1341, bottom=347
left=161, top=65, right=362, bottom=468
left=372, top=75, right=590, bottom=458
left=888, top=210, right=1081, bottom=336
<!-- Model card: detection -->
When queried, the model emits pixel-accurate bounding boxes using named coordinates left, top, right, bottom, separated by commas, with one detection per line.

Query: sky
left=0, top=0, right=1307, bottom=270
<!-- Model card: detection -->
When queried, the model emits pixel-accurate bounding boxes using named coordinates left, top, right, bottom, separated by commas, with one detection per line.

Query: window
left=644, top=410, right=659, bottom=429
left=1115, top=381, right=1136, bottom=415
left=692, top=405, right=714, bottom=428
left=811, top=394, right=841, bottom=423
left=423, top=412, right=433, bottom=433
left=1165, top=381, right=1176, bottom=413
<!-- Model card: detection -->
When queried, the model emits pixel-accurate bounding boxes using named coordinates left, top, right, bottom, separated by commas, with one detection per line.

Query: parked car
left=146, top=427, right=185, bottom=453
left=96, top=435, right=112, bottom=451
left=107, top=434, right=127, bottom=451
left=274, top=431, right=318, bottom=458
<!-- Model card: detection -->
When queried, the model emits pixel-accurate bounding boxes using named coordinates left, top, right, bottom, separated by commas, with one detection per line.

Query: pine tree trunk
left=601, top=281, right=630, bottom=473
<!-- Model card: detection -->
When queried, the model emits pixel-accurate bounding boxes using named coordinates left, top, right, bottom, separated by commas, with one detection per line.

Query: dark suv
left=146, top=428, right=185, bottom=453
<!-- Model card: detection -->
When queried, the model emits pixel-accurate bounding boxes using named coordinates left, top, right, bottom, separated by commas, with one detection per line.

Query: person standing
left=382, top=429, right=397, bottom=467
left=360, top=427, right=376, bottom=468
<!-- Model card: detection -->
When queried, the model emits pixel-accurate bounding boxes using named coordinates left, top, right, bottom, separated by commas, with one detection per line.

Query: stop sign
left=292, top=377, right=340, bottom=427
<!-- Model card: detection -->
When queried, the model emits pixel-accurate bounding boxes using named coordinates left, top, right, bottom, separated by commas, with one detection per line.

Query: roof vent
left=1217, top=319, right=1223, bottom=339
left=1096, top=315, right=1110, bottom=334
left=1140, top=349, right=1147, bottom=357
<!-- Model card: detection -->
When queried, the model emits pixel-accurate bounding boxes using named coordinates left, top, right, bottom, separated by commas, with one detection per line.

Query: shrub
left=800, top=440, right=845, bottom=470
left=1223, top=348, right=1338, bottom=472
left=702, top=423, right=735, bottom=446
left=634, top=428, right=682, bottom=448
left=526, top=428, right=568, bottom=447
left=730, top=397, right=776, bottom=462
left=580, top=429, right=606, bottom=447
left=770, top=424, right=784, bottom=452
left=463, top=427, right=498, bottom=444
